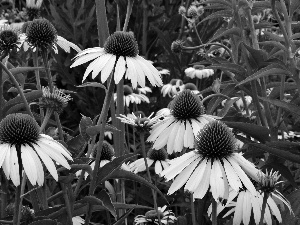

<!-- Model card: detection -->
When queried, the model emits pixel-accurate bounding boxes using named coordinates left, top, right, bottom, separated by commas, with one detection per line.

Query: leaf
left=29, top=219, right=58, bottom=225
left=259, top=97, right=300, bottom=117
left=248, top=143, right=300, bottom=163
left=82, top=192, right=116, bottom=219
left=2, top=90, right=43, bottom=115
left=97, top=154, right=137, bottom=184
left=108, top=169, right=168, bottom=204
left=281, top=190, right=300, bottom=225
left=79, top=115, right=93, bottom=141
left=266, top=141, right=300, bottom=155
left=290, top=0, right=300, bottom=16
left=263, top=31, right=285, bottom=42
left=202, top=0, right=232, bottom=7
left=113, top=208, right=134, bottom=225
left=223, top=121, right=270, bottom=143
left=218, top=98, right=239, bottom=117
left=200, top=10, right=233, bottom=23
left=86, top=124, right=120, bottom=137
left=9, top=67, right=43, bottom=76
left=242, top=43, right=268, bottom=69
left=205, top=63, right=247, bottom=75
left=259, top=41, right=287, bottom=52
left=77, top=82, right=107, bottom=90
left=262, top=162, right=298, bottom=188
left=209, top=27, right=241, bottom=43
left=66, top=135, right=87, bottom=155
left=237, top=66, right=292, bottom=86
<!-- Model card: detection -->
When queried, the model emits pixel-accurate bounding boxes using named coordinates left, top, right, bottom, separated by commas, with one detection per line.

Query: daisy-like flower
left=208, top=183, right=292, bottom=225
left=137, top=86, right=152, bottom=95
left=0, top=113, right=73, bottom=186
left=114, top=85, right=150, bottom=107
left=40, top=86, right=72, bottom=114
left=130, top=148, right=170, bottom=175
left=147, top=90, right=216, bottom=154
left=26, top=0, right=43, bottom=20
left=160, top=120, right=260, bottom=201
left=221, top=96, right=252, bottom=110
left=71, top=31, right=162, bottom=88
left=0, top=25, right=20, bottom=56
left=134, top=205, right=177, bottom=225
left=161, top=79, right=184, bottom=97
left=118, top=112, right=160, bottom=133
left=19, top=18, right=81, bottom=53
left=185, top=65, right=214, bottom=79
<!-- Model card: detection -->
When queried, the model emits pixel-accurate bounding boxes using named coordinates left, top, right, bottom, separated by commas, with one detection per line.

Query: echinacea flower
left=148, top=90, right=216, bottom=154
left=0, top=113, right=73, bottom=186
left=0, top=25, right=20, bottom=55
left=130, top=148, right=170, bottom=175
left=161, top=79, right=184, bottom=97
left=185, top=65, right=214, bottom=79
left=208, top=185, right=292, bottom=225
left=19, top=18, right=81, bottom=53
left=40, top=86, right=72, bottom=114
left=114, top=85, right=150, bottom=107
left=118, top=112, right=160, bottom=133
left=160, top=120, right=260, bottom=201
left=26, top=0, right=43, bottom=20
left=134, top=205, right=177, bottom=225
left=71, top=31, right=163, bottom=88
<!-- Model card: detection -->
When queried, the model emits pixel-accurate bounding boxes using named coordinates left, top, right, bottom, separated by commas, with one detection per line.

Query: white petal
left=185, top=159, right=207, bottom=193
left=125, top=57, right=138, bottom=88
left=154, top=161, right=163, bottom=175
left=0, top=143, right=9, bottom=168
left=231, top=154, right=260, bottom=182
left=223, top=159, right=242, bottom=192
left=174, top=121, right=185, bottom=153
left=29, top=148, right=45, bottom=186
left=91, top=54, right=113, bottom=79
left=3, top=145, right=11, bottom=179
left=10, top=146, right=20, bottom=186
left=168, top=158, right=199, bottom=194
left=57, top=35, right=81, bottom=53
left=183, top=121, right=194, bottom=148
left=21, top=145, right=38, bottom=185
left=210, top=159, right=224, bottom=201
left=167, top=121, right=180, bottom=154
left=130, top=57, right=145, bottom=87
left=242, top=190, right=252, bottom=225
left=114, top=56, right=126, bottom=84
left=233, top=191, right=244, bottom=225
left=136, top=56, right=163, bottom=86
left=193, top=159, right=211, bottom=199
left=267, top=196, right=282, bottom=223
left=101, top=55, right=117, bottom=83
left=71, top=51, right=103, bottom=68
left=39, top=136, right=72, bottom=160
left=250, top=192, right=261, bottom=224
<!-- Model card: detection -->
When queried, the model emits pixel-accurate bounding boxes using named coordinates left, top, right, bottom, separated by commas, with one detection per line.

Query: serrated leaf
left=259, top=97, right=300, bottom=117
left=205, top=63, right=247, bottom=75
left=2, top=90, right=43, bottom=115
left=77, top=82, right=107, bottom=90
left=223, top=121, right=270, bottom=142
left=248, top=143, right=300, bottom=163
left=200, top=10, right=233, bottom=24
left=237, top=66, right=292, bottom=86
left=97, top=154, right=137, bottom=184
left=108, top=169, right=168, bottom=204
left=218, top=98, right=239, bottom=117
left=209, top=27, right=241, bottom=43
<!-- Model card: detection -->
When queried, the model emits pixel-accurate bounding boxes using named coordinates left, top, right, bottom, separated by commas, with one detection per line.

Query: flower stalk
left=259, top=193, right=269, bottom=225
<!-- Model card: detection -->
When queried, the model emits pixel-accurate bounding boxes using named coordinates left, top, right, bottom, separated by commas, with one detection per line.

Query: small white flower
left=134, top=205, right=177, bottom=224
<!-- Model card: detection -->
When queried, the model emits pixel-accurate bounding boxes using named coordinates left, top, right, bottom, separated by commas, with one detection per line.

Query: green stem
left=202, top=93, right=230, bottom=103
left=0, top=173, right=8, bottom=218
left=85, top=74, right=115, bottom=225
left=0, top=67, right=3, bottom=120
left=13, top=186, right=21, bottom=225
left=211, top=198, right=217, bottom=225
left=259, top=193, right=269, bottom=225
left=41, top=51, right=54, bottom=93
left=190, top=194, right=196, bottom=225
left=62, top=183, right=73, bottom=225
left=139, top=133, right=162, bottom=225
left=54, top=112, right=64, bottom=141
left=33, top=50, right=44, bottom=125
left=17, top=174, right=27, bottom=225
left=193, top=22, right=203, bottom=45
left=0, top=220, right=13, bottom=224
left=95, top=0, right=110, bottom=46
left=0, top=62, right=33, bottom=118
left=123, top=0, right=134, bottom=32
left=40, top=108, right=53, bottom=132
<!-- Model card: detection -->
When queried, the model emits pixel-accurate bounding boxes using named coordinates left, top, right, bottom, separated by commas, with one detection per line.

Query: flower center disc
left=0, top=30, right=18, bottom=51
left=26, top=18, right=57, bottom=50
left=147, top=148, right=168, bottom=161
left=92, top=140, right=115, bottom=160
left=170, top=90, right=204, bottom=120
left=0, top=114, right=39, bottom=146
left=104, top=31, right=139, bottom=57
left=195, top=121, right=236, bottom=160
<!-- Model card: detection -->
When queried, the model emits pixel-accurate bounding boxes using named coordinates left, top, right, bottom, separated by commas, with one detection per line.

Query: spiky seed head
left=104, top=31, right=139, bottom=58
left=26, top=18, right=57, bottom=50
left=0, top=28, right=19, bottom=53
left=170, top=90, right=204, bottom=120
left=0, top=113, right=40, bottom=147
left=147, top=148, right=168, bottom=161
left=195, top=120, right=236, bottom=160
left=171, top=40, right=184, bottom=54
left=92, top=140, right=115, bottom=161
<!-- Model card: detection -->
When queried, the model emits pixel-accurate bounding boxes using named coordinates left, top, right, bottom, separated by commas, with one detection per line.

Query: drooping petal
left=0, top=143, right=9, bottom=168
left=183, top=121, right=194, bottom=148
left=154, top=161, right=163, bottom=174
left=21, top=145, right=38, bottom=185
left=114, top=56, right=126, bottom=84
left=101, top=55, right=117, bottom=83
left=193, top=159, right=211, bottom=199
left=10, top=146, right=20, bottom=186
left=185, top=158, right=207, bottom=193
